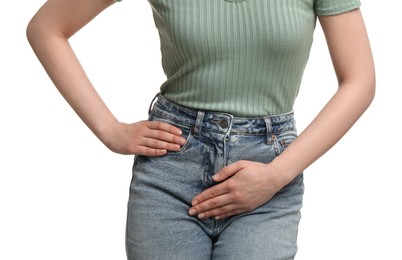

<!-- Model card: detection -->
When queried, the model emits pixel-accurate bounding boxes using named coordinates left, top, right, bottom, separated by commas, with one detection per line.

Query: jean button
left=220, top=120, right=228, bottom=128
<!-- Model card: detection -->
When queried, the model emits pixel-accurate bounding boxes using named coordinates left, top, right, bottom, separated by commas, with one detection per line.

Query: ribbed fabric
left=145, top=0, right=361, bottom=116
left=315, top=0, right=361, bottom=16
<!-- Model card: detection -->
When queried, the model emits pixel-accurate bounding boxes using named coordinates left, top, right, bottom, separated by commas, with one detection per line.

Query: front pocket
left=166, top=126, right=193, bottom=155
left=148, top=113, right=194, bottom=155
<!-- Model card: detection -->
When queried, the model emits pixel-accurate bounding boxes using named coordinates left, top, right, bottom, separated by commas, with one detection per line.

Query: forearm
left=27, top=31, right=116, bottom=140
left=272, top=80, right=375, bottom=182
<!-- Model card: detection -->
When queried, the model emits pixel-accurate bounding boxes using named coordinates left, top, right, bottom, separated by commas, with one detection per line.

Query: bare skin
left=27, top=1, right=375, bottom=220
left=27, top=0, right=186, bottom=156
left=189, top=9, right=375, bottom=219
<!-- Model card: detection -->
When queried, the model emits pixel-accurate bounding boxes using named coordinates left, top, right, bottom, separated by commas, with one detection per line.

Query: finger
left=195, top=203, right=239, bottom=220
left=137, top=146, right=167, bottom=157
left=142, top=137, right=181, bottom=151
left=189, top=193, right=232, bottom=216
left=146, top=121, right=183, bottom=135
left=146, top=129, right=187, bottom=146
left=191, top=183, right=229, bottom=206
left=214, top=209, right=244, bottom=220
left=212, top=160, right=246, bottom=182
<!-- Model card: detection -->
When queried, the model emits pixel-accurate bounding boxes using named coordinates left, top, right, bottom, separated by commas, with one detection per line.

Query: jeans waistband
left=150, top=93, right=295, bottom=139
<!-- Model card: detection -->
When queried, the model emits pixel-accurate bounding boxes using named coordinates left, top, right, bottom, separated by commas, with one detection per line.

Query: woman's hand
left=188, top=160, right=291, bottom=220
left=102, top=120, right=187, bottom=156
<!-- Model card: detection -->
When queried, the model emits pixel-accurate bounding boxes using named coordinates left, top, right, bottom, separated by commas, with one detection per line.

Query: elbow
left=26, top=15, right=67, bottom=49
left=357, top=74, right=376, bottom=111
left=365, top=72, right=376, bottom=107
left=338, top=71, right=376, bottom=112
left=26, top=18, right=69, bottom=60
left=359, top=74, right=376, bottom=113
left=341, top=67, right=376, bottom=107
left=362, top=58, right=376, bottom=107
left=26, top=18, right=36, bottom=47
left=26, top=16, right=45, bottom=49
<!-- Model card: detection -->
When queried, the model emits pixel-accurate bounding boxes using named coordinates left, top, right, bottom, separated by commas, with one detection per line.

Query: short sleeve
left=315, top=0, right=361, bottom=16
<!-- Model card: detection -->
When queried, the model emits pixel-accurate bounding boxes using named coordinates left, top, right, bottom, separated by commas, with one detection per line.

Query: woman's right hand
left=102, top=120, right=187, bottom=156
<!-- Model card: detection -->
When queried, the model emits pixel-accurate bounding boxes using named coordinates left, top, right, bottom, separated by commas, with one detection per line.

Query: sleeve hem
left=316, top=3, right=361, bottom=16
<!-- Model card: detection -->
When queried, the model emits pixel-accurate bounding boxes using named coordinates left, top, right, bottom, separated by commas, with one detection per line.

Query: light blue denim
left=126, top=94, right=304, bottom=260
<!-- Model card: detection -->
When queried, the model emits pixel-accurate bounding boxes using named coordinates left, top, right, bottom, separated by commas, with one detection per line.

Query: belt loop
left=193, top=111, right=205, bottom=137
left=148, top=92, right=160, bottom=115
left=264, top=117, right=273, bottom=144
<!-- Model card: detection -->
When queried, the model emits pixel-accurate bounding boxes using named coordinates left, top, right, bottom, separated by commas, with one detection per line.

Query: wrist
left=267, top=156, right=300, bottom=187
left=95, top=119, right=119, bottom=146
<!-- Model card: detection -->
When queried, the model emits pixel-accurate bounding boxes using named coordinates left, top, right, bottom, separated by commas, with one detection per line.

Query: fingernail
left=177, top=129, right=182, bottom=135
left=192, top=200, right=199, bottom=206
left=189, top=209, right=196, bottom=216
left=198, top=213, right=205, bottom=219
left=215, top=216, right=221, bottom=220
left=212, top=173, right=219, bottom=180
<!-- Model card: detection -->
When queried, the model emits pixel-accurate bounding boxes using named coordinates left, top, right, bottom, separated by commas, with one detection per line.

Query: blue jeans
left=126, top=94, right=304, bottom=260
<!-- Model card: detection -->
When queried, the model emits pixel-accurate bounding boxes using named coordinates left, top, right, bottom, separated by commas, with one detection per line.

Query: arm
left=272, top=9, right=375, bottom=179
left=189, top=9, right=375, bottom=219
left=27, top=0, right=185, bottom=155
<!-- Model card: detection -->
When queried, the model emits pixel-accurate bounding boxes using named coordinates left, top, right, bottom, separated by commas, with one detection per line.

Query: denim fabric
left=126, top=94, right=304, bottom=260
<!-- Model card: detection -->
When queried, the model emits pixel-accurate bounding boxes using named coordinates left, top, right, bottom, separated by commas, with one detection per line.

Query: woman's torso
left=147, top=0, right=360, bottom=116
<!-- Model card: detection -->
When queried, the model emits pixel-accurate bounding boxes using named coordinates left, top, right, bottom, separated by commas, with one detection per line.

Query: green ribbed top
left=143, top=0, right=361, bottom=116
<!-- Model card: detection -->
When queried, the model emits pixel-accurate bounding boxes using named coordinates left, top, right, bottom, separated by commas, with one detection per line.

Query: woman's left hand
left=188, top=160, right=290, bottom=220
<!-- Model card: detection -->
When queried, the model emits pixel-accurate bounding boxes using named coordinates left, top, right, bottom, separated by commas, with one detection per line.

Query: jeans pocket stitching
left=166, top=127, right=193, bottom=155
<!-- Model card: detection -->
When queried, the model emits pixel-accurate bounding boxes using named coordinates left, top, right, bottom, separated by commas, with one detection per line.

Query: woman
left=27, top=0, right=375, bottom=259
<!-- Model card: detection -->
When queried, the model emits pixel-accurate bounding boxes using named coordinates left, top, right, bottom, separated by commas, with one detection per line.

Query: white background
left=1, top=1, right=401, bottom=259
